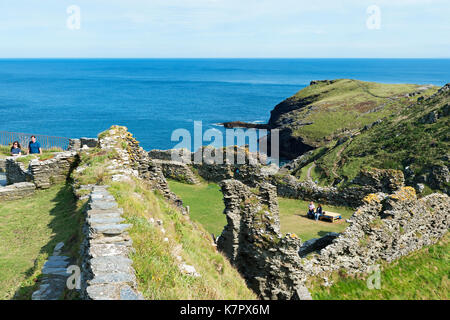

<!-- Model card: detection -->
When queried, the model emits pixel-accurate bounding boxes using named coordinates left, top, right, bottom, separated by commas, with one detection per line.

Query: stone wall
left=217, top=179, right=311, bottom=300
left=217, top=180, right=450, bottom=300
left=98, top=126, right=186, bottom=213
left=305, top=188, right=450, bottom=277
left=0, top=182, right=36, bottom=201
left=5, top=152, right=78, bottom=189
left=79, top=185, right=143, bottom=300
left=0, top=159, right=6, bottom=173
left=80, top=138, right=98, bottom=149
left=153, top=159, right=199, bottom=185
left=29, top=151, right=78, bottom=189
left=148, top=148, right=191, bottom=164
left=271, top=168, right=405, bottom=208
left=5, top=158, right=32, bottom=185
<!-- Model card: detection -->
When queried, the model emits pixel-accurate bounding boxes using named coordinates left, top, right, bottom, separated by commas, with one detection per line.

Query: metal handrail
left=0, top=131, right=70, bottom=151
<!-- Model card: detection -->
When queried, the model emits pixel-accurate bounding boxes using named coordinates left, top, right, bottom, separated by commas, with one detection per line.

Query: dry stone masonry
left=217, top=180, right=450, bottom=300
left=80, top=185, right=143, bottom=300
left=217, top=179, right=312, bottom=300
left=272, top=168, right=405, bottom=208
left=1, top=151, right=78, bottom=201
left=0, top=182, right=36, bottom=201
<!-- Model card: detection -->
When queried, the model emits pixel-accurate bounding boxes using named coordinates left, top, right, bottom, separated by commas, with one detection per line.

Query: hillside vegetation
left=275, top=80, right=449, bottom=193
left=269, top=79, right=438, bottom=149
left=309, top=234, right=449, bottom=300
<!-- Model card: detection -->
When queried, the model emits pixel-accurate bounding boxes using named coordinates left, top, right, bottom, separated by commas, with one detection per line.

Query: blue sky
left=0, top=0, right=449, bottom=58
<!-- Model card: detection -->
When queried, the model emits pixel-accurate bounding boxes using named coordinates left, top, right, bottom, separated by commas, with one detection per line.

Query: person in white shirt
left=308, top=201, right=315, bottom=219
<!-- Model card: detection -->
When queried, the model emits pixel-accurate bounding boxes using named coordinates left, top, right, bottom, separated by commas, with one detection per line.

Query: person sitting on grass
left=28, top=136, right=42, bottom=155
left=315, top=204, right=323, bottom=221
left=10, top=141, right=22, bottom=156
left=307, top=201, right=315, bottom=219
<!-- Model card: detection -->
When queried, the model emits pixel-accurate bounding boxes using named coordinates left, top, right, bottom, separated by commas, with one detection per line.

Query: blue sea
left=0, top=59, right=449, bottom=151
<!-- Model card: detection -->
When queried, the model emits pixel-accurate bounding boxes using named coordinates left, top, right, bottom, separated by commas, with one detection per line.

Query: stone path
left=306, top=162, right=316, bottom=181
left=81, top=185, right=144, bottom=300
left=32, top=242, right=70, bottom=300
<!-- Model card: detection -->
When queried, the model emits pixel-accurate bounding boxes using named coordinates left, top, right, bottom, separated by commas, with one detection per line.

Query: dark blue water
left=0, top=59, right=449, bottom=151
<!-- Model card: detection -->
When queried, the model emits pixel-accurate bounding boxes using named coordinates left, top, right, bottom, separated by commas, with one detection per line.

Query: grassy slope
left=168, top=180, right=226, bottom=236
left=278, top=198, right=354, bottom=241
left=109, top=178, right=256, bottom=300
left=312, top=84, right=450, bottom=187
left=274, top=79, right=438, bottom=146
left=168, top=180, right=354, bottom=241
left=0, top=184, right=83, bottom=300
left=309, top=234, right=449, bottom=300
left=72, top=131, right=256, bottom=300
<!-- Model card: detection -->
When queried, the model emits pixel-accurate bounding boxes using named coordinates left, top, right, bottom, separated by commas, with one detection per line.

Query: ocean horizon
left=1, top=58, right=449, bottom=151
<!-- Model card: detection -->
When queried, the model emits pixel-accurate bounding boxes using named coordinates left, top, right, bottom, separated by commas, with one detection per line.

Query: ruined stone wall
left=5, top=158, right=32, bottom=185
left=98, top=126, right=185, bottom=213
left=6, top=152, right=78, bottom=189
left=217, top=179, right=311, bottom=300
left=305, top=188, right=450, bottom=277
left=29, top=151, right=78, bottom=189
left=217, top=180, right=449, bottom=300
left=272, top=168, right=405, bottom=208
left=153, top=159, right=199, bottom=185
left=0, top=182, right=36, bottom=201
left=148, top=148, right=192, bottom=164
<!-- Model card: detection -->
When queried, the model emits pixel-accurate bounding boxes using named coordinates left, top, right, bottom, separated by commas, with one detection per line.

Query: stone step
left=90, top=236, right=132, bottom=246
left=88, top=243, right=130, bottom=258
left=87, top=208, right=123, bottom=216
left=89, top=272, right=136, bottom=286
left=89, top=200, right=118, bottom=210
left=88, top=217, right=125, bottom=225
left=86, top=283, right=144, bottom=300
left=90, top=256, right=133, bottom=276
left=90, top=224, right=131, bottom=236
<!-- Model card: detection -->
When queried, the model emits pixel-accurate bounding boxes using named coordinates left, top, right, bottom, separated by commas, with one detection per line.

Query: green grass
left=168, top=180, right=226, bottom=236
left=309, top=234, right=450, bottom=300
left=168, top=180, right=355, bottom=241
left=278, top=197, right=355, bottom=241
left=281, top=79, right=438, bottom=145
left=109, top=178, right=256, bottom=300
left=0, top=184, right=84, bottom=300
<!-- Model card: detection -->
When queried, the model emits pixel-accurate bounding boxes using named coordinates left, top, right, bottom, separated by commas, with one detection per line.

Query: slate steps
left=81, top=185, right=143, bottom=300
